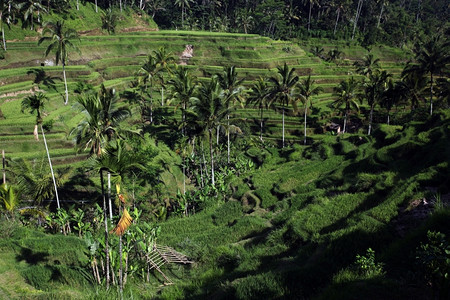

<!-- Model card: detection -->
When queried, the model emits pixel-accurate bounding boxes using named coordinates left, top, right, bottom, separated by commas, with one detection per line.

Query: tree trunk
left=161, top=87, right=164, bottom=106
left=63, top=63, right=69, bottom=105
left=377, top=3, right=384, bottom=28
left=209, top=130, right=215, bottom=186
left=343, top=111, right=347, bottom=133
left=108, top=172, right=113, bottom=220
left=429, top=73, right=433, bottom=116
left=34, top=124, right=39, bottom=140
left=368, top=105, right=374, bottom=135
left=76, top=0, right=79, bottom=10
left=304, top=105, right=307, bottom=145
left=308, top=1, right=312, bottom=31
left=95, top=0, right=98, bottom=12
left=216, top=125, right=220, bottom=145
left=227, top=114, right=230, bottom=164
left=41, top=125, right=60, bottom=209
left=387, top=112, right=390, bottom=125
left=119, top=234, right=123, bottom=294
left=334, top=8, right=340, bottom=36
left=100, top=171, right=110, bottom=288
left=260, top=105, right=264, bottom=141
left=2, top=23, right=6, bottom=51
left=282, top=106, right=285, bottom=148
left=352, top=0, right=363, bottom=40
left=2, top=149, right=5, bottom=184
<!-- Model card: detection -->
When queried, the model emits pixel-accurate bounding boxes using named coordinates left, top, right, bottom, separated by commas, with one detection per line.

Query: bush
left=254, top=188, right=278, bottom=209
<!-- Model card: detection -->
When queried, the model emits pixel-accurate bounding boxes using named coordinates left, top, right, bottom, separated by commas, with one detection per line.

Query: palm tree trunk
left=161, top=87, right=164, bottom=106
left=352, top=0, right=363, bottom=40
left=2, top=150, right=5, bottom=184
left=429, top=73, right=433, bottom=116
left=119, top=234, right=123, bottom=294
left=41, top=125, right=60, bottom=209
left=100, top=170, right=110, bottom=288
left=216, top=125, right=220, bottom=145
left=377, top=3, right=384, bottom=28
left=2, top=23, right=6, bottom=51
left=182, top=155, right=186, bottom=195
left=227, top=114, right=230, bottom=164
left=387, top=112, right=390, bottom=125
left=282, top=106, right=285, bottom=148
left=34, top=124, right=39, bottom=140
left=304, top=105, right=307, bottom=145
left=308, top=1, right=312, bottom=31
left=209, top=130, right=215, bottom=186
left=368, top=105, right=374, bottom=135
left=63, top=63, right=69, bottom=105
left=260, top=105, right=264, bottom=141
left=343, top=111, right=347, bottom=133
left=95, top=0, right=98, bottom=12
left=108, top=172, right=113, bottom=220
left=334, top=8, right=340, bottom=36
left=76, top=0, right=79, bottom=10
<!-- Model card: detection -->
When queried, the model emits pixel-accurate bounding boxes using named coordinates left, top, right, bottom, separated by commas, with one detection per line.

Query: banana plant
left=72, top=207, right=91, bottom=237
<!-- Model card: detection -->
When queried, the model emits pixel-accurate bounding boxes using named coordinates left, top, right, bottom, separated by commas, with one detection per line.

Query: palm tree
left=92, top=140, right=144, bottom=293
left=362, top=70, right=391, bottom=135
left=414, top=35, right=450, bottom=115
left=0, top=0, right=14, bottom=50
left=400, top=68, right=428, bottom=111
left=303, top=0, right=319, bottom=31
left=236, top=8, right=254, bottom=34
left=137, top=54, right=160, bottom=123
left=247, top=76, right=271, bottom=142
left=332, top=77, right=360, bottom=133
left=153, top=46, right=175, bottom=106
left=38, top=20, right=80, bottom=105
left=217, top=65, right=244, bottom=163
left=27, top=67, right=60, bottom=91
left=298, top=75, right=322, bottom=144
left=18, top=0, right=46, bottom=31
left=21, top=92, right=46, bottom=140
left=21, top=92, right=61, bottom=209
left=71, top=85, right=131, bottom=156
left=175, top=0, right=193, bottom=28
left=354, top=53, right=380, bottom=77
left=269, top=63, right=299, bottom=148
left=192, top=77, right=227, bottom=186
left=380, top=80, right=402, bottom=125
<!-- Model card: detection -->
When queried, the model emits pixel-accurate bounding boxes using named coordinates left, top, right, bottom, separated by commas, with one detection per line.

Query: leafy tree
left=298, top=75, right=322, bottom=144
left=269, top=63, right=299, bottom=147
left=332, top=77, right=360, bottom=133
left=38, top=20, right=80, bottom=105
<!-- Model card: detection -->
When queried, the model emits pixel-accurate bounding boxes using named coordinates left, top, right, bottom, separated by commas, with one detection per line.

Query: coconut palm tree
left=362, top=70, right=392, bottom=135
left=298, top=75, right=322, bottom=144
left=175, top=0, right=193, bottom=28
left=0, top=0, right=14, bottom=50
left=71, top=84, right=131, bottom=156
left=354, top=53, right=381, bottom=77
left=269, top=63, right=299, bottom=148
left=21, top=92, right=46, bottom=141
left=399, top=68, right=428, bottom=111
left=332, top=77, right=360, bottom=133
left=191, top=77, right=227, bottom=186
left=18, top=0, right=46, bottom=31
left=21, top=92, right=62, bottom=209
left=247, top=76, right=271, bottom=142
left=137, top=54, right=160, bottom=123
left=38, top=20, right=80, bottom=105
left=414, top=35, right=450, bottom=115
left=217, top=65, right=244, bottom=163
left=153, top=46, right=175, bottom=106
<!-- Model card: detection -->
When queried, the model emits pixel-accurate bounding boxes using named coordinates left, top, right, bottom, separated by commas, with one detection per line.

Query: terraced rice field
left=0, top=30, right=410, bottom=165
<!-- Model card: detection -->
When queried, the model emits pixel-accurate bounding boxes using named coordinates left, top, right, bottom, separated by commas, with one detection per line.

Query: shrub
left=354, top=248, right=385, bottom=278
left=254, top=188, right=278, bottom=209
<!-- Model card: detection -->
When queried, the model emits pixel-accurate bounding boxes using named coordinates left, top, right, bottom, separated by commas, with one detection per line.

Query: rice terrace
left=0, top=0, right=449, bottom=299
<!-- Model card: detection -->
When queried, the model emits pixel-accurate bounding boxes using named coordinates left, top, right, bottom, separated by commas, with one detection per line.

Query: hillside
left=0, top=3, right=449, bottom=300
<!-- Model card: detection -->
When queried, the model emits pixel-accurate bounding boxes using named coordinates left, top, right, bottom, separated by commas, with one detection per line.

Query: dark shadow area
left=16, top=247, right=49, bottom=265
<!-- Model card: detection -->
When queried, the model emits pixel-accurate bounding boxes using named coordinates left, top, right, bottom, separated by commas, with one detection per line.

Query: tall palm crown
left=21, top=92, right=48, bottom=140
left=332, top=77, right=360, bottom=133
left=354, top=53, right=380, bottom=77
left=168, top=67, right=198, bottom=136
left=38, top=20, right=80, bottom=105
left=269, top=63, right=299, bottom=147
left=71, top=85, right=131, bottom=156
